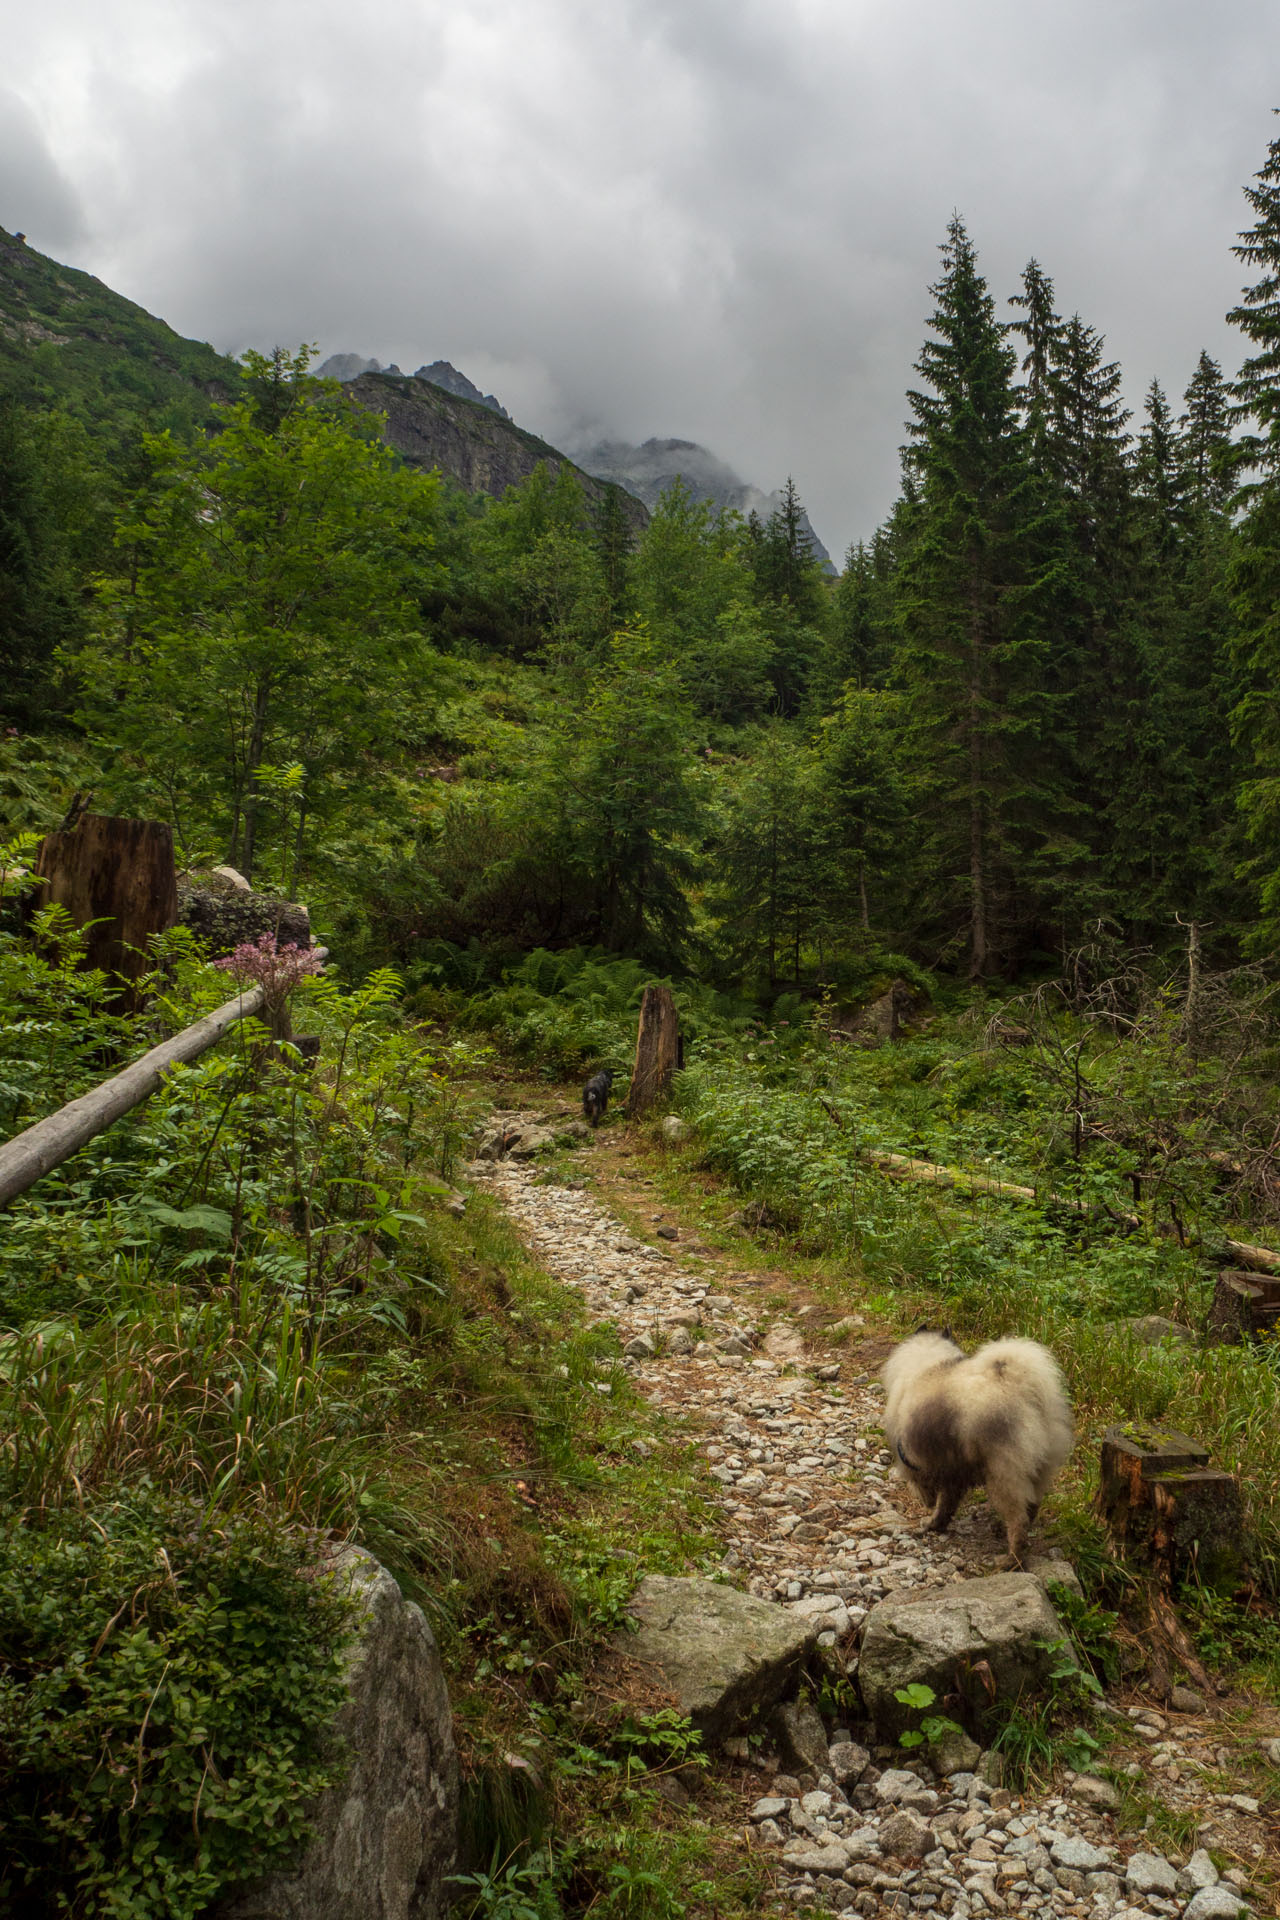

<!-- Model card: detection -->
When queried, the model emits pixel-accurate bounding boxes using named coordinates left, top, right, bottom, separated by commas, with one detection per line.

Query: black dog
left=583, top=1068, right=614, bottom=1127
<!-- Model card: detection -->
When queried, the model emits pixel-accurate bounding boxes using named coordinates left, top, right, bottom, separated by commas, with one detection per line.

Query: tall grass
left=679, top=1040, right=1280, bottom=1595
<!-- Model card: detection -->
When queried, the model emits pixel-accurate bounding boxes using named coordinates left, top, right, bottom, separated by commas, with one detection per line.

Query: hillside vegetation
left=3, top=124, right=1280, bottom=1920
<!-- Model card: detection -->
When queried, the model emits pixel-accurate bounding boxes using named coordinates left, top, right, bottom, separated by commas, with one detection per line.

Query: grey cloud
left=0, top=89, right=86, bottom=253
left=7, top=0, right=1279, bottom=554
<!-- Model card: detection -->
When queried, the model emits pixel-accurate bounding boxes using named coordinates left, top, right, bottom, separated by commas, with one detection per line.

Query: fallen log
left=862, top=1148, right=1280, bottom=1275
left=0, top=952, right=327, bottom=1209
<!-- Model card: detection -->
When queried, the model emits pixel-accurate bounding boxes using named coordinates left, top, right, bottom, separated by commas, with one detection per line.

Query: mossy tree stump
left=1206, top=1268, right=1280, bottom=1344
left=1098, top=1426, right=1244, bottom=1593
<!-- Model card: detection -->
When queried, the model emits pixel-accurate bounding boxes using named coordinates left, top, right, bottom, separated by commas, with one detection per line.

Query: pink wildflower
left=213, top=932, right=324, bottom=1007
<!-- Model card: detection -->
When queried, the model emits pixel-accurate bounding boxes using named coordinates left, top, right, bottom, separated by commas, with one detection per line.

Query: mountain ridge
left=571, top=433, right=833, bottom=567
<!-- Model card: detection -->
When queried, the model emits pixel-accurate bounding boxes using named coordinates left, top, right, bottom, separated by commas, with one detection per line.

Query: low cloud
left=0, top=89, right=86, bottom=254
left=5, top=0, right=1275, bottom=554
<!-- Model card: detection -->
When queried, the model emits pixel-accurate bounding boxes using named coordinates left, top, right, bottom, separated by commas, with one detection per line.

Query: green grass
left=670, top=1028, right=1280, bottom=1604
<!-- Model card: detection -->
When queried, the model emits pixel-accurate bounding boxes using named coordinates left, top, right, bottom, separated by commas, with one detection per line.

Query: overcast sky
left=4, top=0, right=1277, bottom=555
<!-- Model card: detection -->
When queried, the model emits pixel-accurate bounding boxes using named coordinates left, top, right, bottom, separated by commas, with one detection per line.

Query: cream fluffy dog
left=881, top=1328, right=1073, bottom=1565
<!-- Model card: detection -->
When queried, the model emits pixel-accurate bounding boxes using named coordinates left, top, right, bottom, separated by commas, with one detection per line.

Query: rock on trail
left=473, top=1153, right=1257, bottom=1920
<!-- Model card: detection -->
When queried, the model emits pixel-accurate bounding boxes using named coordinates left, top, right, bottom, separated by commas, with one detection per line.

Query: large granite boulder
left=178, top=871, right=312, bottom=958
left=830, top=978, right=924, bottom=1047
left=618, top=1575, right=820, bottom=1746
left=213, top=1548, right=457, bottom=1920
left=858, top=1572, right=1073, bottom=1738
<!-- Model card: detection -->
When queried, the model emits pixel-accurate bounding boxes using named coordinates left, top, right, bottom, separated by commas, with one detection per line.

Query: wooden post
left=625, top=986, right=680, bottom=1117
left=33, top=814, right=177, bottom=999
left=1206, top=1268, right=1280, bottom=1345
left=1098, top=1426, right=1245, bottom=1593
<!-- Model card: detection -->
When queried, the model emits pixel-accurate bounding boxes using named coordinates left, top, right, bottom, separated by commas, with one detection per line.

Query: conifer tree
left=1134, top=380, right=1183, bottom=532
left=1008, top=259, right=1064, bottom=470
left=1228, top=117, right=1280, bottom=482
left=594, top=482, right=633, bottom=623
left=631, top=480, right=770, bottom=720
left=1180, top=351, right=1233, bottom=513
left=1226, top=117, right=1280, bottom=942
left=817, top=536, right=894, bottom=700
left=894, top=217, right=1063, bottom=975
left=747, top=477, right=830, bottom=715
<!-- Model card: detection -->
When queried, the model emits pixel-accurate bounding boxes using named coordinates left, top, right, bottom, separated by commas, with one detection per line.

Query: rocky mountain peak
left=315, top=352, right=508, bottom=417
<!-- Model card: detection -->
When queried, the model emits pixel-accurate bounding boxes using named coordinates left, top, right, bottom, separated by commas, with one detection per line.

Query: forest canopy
left=5, top=127, right=1280, bottom=993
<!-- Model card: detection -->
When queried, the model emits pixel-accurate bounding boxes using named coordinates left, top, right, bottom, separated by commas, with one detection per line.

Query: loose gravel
left=473, top=1145, right=1266, bottom=1919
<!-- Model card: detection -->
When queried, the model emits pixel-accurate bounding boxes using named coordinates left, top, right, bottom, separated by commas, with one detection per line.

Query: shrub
left=0, top=1496, right=353, bottom=1919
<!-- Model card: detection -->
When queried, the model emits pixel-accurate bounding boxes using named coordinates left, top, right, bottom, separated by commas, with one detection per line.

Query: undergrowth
left=671, top=1013, right=1280, bottom=1599
left=0, top=912, right=740, bottom=1915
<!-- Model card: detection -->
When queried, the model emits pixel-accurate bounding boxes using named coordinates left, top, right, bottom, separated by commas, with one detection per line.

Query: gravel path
left=473, top=1140, right=1263, bottom=1920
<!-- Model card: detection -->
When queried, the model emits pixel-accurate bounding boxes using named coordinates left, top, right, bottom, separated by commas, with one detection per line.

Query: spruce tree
left=1134, top=380, right=1183, bottom=532
left=1227, top=116, right=1280, bottom=482
left=1008, top=259, right=1064, bottom=470
left=894, top=217, right=1063, bottom=975
left=747, top=477, right=830, bottom=715
left=1226, top=117, right=1280, bottom=942
left=1179, top=351, right=1233, bottom=513
left=818, top=536, right=894, bottom=699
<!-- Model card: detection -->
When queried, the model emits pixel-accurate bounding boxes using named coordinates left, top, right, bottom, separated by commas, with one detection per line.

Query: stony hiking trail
left=470, top=1108, right=1277, bottom=1920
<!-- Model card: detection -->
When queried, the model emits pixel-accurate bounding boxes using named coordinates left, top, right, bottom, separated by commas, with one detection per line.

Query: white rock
left=1183, top=1851, right=1220, bottom=1891
left=1050, top=1834, right=1111, bottom=1871
left=1068, top=1773, right=1119, bottom=1811
left=1182, top=1887, right=1251, bottom=1920
left=1125, top=1850, right=1179, bottom=1896
left=781, top=1841, right=850, bottom=1873
left=873, top=1767, right=929, bottom=1804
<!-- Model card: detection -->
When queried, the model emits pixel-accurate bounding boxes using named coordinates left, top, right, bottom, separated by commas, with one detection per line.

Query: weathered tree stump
left=1098, top=1426, right=1245, bottom=1593
left=625, top=985, right=681, bottom=1117
left=33, top=813, right=176, bottom=1001
left=1206, top=1268, right=1280, bottom=1344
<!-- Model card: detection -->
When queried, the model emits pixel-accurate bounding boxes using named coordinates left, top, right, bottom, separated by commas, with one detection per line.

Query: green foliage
left=630, top=481, right=773, bottom=722
left=0, top=221, right=237, bottom=455
left=0, top=394, right=111, bottom=724
left=1185, top=1587, right=1280, bottom=1695
left=609, top=1710, right=708, bottom=1779
left=680, top=1004, right=1280, bottom=1592
left=986, top=1642, right=1105, bottom=1789
left=451, top=1850, right=563, bottom=1920
left=78, top=346, right=444, bottom=883
left=0, top=1497, right=352, bottom=1919
left=1049, top=1587, right=1123, bottom=1689
left=892, top=1682, right=964, bottom=1753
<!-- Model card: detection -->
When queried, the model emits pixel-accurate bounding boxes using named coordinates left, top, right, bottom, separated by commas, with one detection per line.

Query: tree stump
left=625, top=986, right=681, bottom=1117
left=1098, top=1426, right=1245, bottom=1593
left=1206, top=1268, right=1280, bottom=1345
left=33, top=814, right=177, bottom=1002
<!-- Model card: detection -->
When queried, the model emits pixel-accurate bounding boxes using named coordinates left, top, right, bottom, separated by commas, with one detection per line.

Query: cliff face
left=349, top=372, right=648, bottom=531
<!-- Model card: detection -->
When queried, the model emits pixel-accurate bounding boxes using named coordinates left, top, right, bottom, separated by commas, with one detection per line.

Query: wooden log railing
left=0, top=953, right=326, bottom=1210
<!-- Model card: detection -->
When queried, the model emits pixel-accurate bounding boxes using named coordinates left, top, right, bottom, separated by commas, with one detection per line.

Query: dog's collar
left=896, top=1438, right=921, bottom=1473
